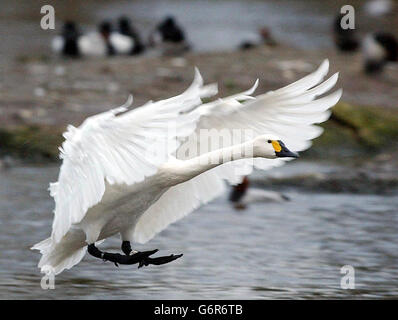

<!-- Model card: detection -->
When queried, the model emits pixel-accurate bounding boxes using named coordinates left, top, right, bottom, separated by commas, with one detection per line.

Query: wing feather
left=132, top=60, right=342, bottom=243
left=50, top=73, right=217, bottom=243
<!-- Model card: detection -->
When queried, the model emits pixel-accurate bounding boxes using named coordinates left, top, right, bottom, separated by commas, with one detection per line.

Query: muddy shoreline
left=1, top=45, right=398, bottom=163
left=254, top=162, right=398, bottom=195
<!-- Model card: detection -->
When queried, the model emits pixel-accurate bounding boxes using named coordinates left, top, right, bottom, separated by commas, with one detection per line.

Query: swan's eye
left=267, top=140, right=271, bottom=143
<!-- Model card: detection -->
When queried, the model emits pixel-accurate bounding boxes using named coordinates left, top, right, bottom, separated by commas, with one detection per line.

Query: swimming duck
left=229, top=177, right=289, bottom=210
left=32, top=60, right=341, bottom=275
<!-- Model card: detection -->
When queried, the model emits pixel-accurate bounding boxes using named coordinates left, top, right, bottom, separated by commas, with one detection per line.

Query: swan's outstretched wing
left=49, top=73, right=217, bottom=243
left=185, top=60, right=339, bottom=161
left=133, top=60, right=342, bottom=243
left=172, top=60, right=341, bottom=179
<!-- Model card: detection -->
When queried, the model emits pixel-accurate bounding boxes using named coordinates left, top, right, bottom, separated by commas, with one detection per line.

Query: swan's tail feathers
left=31, top=236, right=87, bottom=275
left=31, top=237, right=53, bottom=254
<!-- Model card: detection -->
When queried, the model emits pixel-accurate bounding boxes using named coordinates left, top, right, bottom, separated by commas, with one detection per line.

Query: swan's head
left=253, top=135, right=299, bottom=159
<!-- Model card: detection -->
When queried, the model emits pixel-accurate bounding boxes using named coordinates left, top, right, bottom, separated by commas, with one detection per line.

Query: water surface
left=1, top=164, right=397, bottom=299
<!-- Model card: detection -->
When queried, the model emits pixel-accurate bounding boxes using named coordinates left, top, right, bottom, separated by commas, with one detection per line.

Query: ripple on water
left=1, top=164, right=398, bottom=299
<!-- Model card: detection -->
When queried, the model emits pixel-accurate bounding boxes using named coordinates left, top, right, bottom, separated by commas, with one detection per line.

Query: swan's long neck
left=172, top=141, right=254, bottom=184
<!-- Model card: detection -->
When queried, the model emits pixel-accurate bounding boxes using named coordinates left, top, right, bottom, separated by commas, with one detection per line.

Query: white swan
left=32, top=60, right=341, bottom=275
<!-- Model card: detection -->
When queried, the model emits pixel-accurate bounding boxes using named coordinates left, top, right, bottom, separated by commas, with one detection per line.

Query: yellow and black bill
left=273, top=140, right=299, bottom=158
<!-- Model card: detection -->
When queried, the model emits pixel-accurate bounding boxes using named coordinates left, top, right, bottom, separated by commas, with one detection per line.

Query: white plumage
left=109, top=33, right=135, bottom=55
left=364, top=0, right=394, bottom=16
left=363, top=34, right=387, bottom=61
left=32, top=60, right=341, bottom=274
left=51, top=36, right=64, bottom=54
left=53, top=31, right=135, bottom=57
left=78, top=32, right=108, bottom=57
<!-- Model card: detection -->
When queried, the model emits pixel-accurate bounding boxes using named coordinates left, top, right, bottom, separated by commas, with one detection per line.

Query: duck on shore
left=53, top=21, right=135, bottom=57
left=118, top=16, right=145, bottom=55
left=362, top=32, right=398, bottom=74
left=332, top=12, right=397, bottom=75
left=51, top=21, right=81, bottom=57
left=239, top=27, right=277, bottom=50
left=332, top=13, right=360, bottom=52
left=149, top=16, right=190, bottom=55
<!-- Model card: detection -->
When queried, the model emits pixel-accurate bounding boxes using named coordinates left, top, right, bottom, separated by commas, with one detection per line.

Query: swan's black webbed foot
left=87, top=243, right=182, bottom=268
left=138, top=253, right=183, bottom=268
left=121, top=241, right=183, bottom=267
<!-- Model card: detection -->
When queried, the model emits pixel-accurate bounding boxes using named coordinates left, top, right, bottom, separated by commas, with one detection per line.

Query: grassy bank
left=0, top=125, right=63, bottom=161
left=308, top=102, right=398, bottom=159
left=1, top=102, right=398, bottom=163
